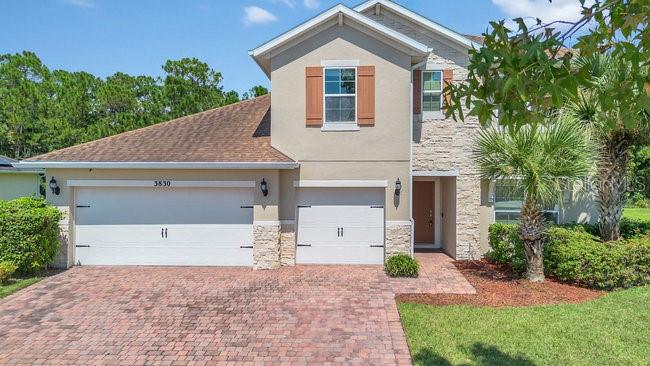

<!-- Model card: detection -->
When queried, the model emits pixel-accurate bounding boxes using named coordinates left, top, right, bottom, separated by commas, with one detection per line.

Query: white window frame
left=492, top=179, right=560, bottom=224
left=421, top=70, right=444, bottom=117
left=322, top=66, right=358, bottom=131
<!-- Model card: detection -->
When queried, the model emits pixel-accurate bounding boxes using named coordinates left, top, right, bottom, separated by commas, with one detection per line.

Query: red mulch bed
left=397, top=260, right=604, bottom=307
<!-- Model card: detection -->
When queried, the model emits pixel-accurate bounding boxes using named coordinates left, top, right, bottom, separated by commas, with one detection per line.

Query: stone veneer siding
left=280, top=224, right=296, bottom=266
left=385, top=223, right=412, bottom=258
left=253, top=224, right=282, bottom=270
left=366, top=7, right=483, bottom=259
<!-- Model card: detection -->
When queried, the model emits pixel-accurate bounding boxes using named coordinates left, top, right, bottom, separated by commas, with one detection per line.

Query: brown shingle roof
left=27, top=94, right=293, bottom=163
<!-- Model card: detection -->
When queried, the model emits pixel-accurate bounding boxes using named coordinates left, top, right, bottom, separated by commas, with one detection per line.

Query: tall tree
left=162, top=58, right=227, bottom=119
left=565, top=54, right=649, bottom=241
left=0, top=51, right=50, bottom=158
left=243, top=85, right=269, bottom=100
left=475, top=115, right=592, bottom=281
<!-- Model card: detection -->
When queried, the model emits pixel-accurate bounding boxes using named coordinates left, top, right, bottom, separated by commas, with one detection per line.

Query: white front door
left=296, top=188, right=385, bottom=264
left=74, top=186, right=254, bottom=266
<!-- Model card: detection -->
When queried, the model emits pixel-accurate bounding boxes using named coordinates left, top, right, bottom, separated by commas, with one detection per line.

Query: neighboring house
left=0, top=155, right=42, bottom=200
left=16, top=0, right=596, bottom=269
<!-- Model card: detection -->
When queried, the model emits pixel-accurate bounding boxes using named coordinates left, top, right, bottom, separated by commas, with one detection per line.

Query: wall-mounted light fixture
left=260, top=178, right=269, bottom=197
left=394, top=178, right=402, bottom=196
left=49, top=177, right=60, bottom=195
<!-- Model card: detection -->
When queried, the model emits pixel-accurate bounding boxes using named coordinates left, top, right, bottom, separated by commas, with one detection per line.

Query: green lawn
left=399, top=286, right=650, bottom=366
left=0, top=277, right=41, bottom=299
left=623, top=207, right=650, bottom=221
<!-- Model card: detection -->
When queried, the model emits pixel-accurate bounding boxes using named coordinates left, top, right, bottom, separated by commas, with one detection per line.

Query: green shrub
left=385, top=254, right=419, bottom=277
left=486, top=224, right=526, bottom=274
left=0, top=261, right=17, bottom=284
left=545, top=231, right=650, bottom=290
left=487, top=223, right=650, bottom=290
left=0, top=198, right=62, bottom=274
left=620, top=218, right=650, bottom=239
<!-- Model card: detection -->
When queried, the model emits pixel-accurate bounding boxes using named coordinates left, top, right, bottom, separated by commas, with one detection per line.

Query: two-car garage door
left=74, top=186, right=254, bottom=266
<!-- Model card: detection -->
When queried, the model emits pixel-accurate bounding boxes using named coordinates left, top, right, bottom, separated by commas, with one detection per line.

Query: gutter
left=14, top=161, right=300, bottom=170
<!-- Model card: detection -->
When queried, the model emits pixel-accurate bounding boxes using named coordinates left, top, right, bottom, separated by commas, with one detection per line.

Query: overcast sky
left=0, top=0, right=587, bottom=94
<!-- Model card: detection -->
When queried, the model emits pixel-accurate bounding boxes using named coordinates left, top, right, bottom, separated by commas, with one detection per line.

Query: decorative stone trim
left=253, top=224, right=281, bottom=270
left=385, top=223, right=412, bottom=259
left=52, top=207, right=71, bottom=269
left=280, top=231, right=296, bottom=266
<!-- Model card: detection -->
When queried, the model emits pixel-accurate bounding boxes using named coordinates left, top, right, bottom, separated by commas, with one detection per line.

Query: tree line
left=0, top=51, right=267, bottom=159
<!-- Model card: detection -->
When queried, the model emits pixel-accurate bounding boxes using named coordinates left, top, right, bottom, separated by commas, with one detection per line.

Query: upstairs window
left=324, top=68, right=356, bottom=123
left=422, top=70, right=442, bottom=112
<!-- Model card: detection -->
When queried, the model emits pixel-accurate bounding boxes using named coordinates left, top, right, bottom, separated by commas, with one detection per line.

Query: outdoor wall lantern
left=394, top=178, right=402, bottom=196
left=260, top=178, right=269, bottom=197
left=49, top=177, right=60, bottom=195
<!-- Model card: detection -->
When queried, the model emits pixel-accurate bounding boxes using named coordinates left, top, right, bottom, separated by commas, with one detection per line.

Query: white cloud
left=243, top=6, right=278, bottom=26
left=65, top=0, right=95, bottom=8
left=303, top=0, right=320, bottom=9
left=492, top=0, right=591, bottom=30
left=271, top=0, right=296, bottom=8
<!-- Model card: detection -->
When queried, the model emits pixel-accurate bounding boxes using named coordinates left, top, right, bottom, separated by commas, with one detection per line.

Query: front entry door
left=414, top=181, right=435, bottom=243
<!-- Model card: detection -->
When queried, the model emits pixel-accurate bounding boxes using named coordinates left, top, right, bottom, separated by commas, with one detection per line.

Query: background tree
left=0, top=51, right=263, bottom=159
left=565, top=54, right=649, bottom=241
left=242, top=85, right=269, bottom=100
left=162, top=58, right=227, bottom=119
left=475, top=116, right=592, bottom=281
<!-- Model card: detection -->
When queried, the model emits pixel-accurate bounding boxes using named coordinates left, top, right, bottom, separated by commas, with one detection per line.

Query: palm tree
left=566, top=54, right=650, bottom=241
left=475, top=115, right=592, bottom=281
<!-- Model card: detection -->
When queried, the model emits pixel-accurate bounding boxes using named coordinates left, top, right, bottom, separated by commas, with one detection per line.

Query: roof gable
left=249, top=4, right=430, bottom=76
left=354, top=0, right=481, bottom=50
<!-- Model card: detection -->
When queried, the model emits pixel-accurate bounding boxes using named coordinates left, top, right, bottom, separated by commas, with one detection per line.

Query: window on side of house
left=422, top=70, right=443, bottom=113
left=324, top=67, right=356, bottom=124
left=493, top=179, right=560, bottom=225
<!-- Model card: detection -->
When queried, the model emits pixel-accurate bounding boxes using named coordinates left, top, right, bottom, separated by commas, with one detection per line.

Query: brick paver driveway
left=0, top=253, right=473, bottom=366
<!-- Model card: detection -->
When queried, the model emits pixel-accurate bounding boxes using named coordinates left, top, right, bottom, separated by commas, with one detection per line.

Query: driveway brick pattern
left=0, top=253, right=473, bottom=365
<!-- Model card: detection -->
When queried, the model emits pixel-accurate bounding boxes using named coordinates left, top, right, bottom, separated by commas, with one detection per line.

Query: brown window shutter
left=357, top=66, right=375, bottom=126
left=305, top=66, right=323, bottom=126
left=443, top=69, right=454, bottom=109
left=413, top=70, right=422, bottom=114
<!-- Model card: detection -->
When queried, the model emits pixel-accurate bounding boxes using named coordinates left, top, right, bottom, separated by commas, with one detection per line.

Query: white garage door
left=74, top=186, right=254, bottom=266
left=296, top=188, right=385, bottom=264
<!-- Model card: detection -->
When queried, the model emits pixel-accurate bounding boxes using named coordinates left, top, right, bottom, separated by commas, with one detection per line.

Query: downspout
left=408, top=64, right=419, bottom=257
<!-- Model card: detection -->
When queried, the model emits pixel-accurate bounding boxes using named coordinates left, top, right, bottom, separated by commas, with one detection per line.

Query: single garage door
left=74, top=186, right=254, bottom=266
left=296, top=188, right=385, bottom=264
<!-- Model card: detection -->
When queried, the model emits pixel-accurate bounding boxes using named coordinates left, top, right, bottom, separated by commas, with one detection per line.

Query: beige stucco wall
left=0, top=172, right=41, bottom=200
left=44, top=169, right=281, bottom=222
left=270, top=23, right=413, bottom=222
left=270, top=24, right=412, bottom=162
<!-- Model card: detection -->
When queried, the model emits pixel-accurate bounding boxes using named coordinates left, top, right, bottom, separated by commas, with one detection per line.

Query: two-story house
left=18, top=0, right=596, bottom=269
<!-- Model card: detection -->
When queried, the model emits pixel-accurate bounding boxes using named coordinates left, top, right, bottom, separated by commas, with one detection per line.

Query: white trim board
left=354, top=0, right=480, bottom=50
left=293, top=180, right=388, bottom=188
left=16, top=161, right=299, bottom=170
left=321, top=59, right=359, bottom=67
left=249, top=4, right=429, bottom=76
left=67, top=180, right=256, bottom=188
left=412, top=170, right=459, bottom=177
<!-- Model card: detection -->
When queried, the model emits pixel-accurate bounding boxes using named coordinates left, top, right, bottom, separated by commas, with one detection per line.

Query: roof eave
left=249, top=4, right=429, bottom=74
left=15, top=161, right=300, bottom=170
left=354, top=0, right=481, bottom=50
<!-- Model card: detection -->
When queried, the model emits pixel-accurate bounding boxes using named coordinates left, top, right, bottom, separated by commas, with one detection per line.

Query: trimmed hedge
left=0, top=198, right=62, bottom=274
left=0, top=261, right=17, bottom=284
left=385, top=254, right=419, bottom=277
left=487, top=223, right=650, bottom=290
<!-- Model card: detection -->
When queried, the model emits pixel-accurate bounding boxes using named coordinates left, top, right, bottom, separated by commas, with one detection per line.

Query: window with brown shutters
left=357, top=66, right=375, bottom=126
left=443, top=69, right=454, bottom=109
left=413, top=69, right=422, bottom=114
left=305, top=66, right=323, bottom=126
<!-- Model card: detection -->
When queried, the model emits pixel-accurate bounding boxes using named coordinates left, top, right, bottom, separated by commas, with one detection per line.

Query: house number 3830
left=154, top=180, right=171, bottom=187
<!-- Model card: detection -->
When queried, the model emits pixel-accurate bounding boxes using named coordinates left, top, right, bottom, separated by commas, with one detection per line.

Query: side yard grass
left=399, top=285, right=650, bottom=366
left=0, top=277, right=42, bottom=299
left=624, top=207, right=650, bottom=221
